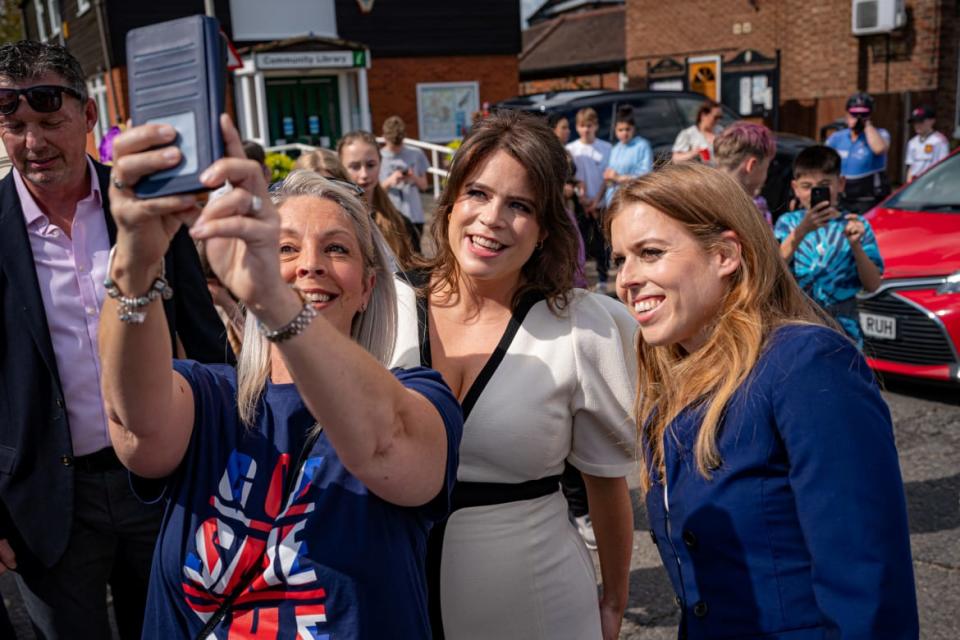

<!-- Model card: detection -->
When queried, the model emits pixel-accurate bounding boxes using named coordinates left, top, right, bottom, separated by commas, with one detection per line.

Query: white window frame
left=34, top=0, right=49, bottom=41
left=46, top=0, right=62, bottom=39
left=77, top=0, right=91, bottom=16
left=87, top=74, right=110, bottom=147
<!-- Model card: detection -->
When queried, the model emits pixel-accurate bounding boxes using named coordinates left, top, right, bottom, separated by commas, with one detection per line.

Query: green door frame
left=265, top=76, right=342, bottom=147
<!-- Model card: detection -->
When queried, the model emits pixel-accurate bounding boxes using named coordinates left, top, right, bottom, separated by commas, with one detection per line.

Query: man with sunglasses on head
left=0, top=41, right=231, bottom=639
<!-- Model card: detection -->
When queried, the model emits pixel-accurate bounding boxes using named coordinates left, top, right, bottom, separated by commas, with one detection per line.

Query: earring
left=535, top=240, right=544, bottom=250
left=359, top=302, right=368, bottom=313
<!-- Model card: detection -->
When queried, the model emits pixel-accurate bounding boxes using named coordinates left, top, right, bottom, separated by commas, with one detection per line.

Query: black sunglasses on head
left=0, top=85, right=83, bottom=116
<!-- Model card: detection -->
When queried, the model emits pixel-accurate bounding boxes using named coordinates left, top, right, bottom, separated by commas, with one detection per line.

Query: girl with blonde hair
left=607, top=162, right=917, bottom=639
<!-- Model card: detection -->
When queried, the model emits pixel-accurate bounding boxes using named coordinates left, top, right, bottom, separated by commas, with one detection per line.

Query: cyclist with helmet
left=825, top=92, right=891, bottom=214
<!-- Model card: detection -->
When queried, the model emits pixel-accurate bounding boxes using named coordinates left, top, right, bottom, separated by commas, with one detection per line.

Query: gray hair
left=0, top=41, right=88, bottom=102
left=237, top=170, right=397, bottom=425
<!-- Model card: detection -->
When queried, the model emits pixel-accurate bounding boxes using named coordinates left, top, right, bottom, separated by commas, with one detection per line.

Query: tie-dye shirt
left=774, top=210, right=883, bottom=345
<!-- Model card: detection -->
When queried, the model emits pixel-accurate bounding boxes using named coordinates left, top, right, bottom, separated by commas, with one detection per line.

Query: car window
left=615, top=98, right=682, bottom=148
left=885, top=153, right=960, bottom=212
left=674, top=96, right=737, bottom=129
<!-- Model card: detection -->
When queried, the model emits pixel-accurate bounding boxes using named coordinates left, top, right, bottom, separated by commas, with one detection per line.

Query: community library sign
left=256, top=51, right=367, bottom=70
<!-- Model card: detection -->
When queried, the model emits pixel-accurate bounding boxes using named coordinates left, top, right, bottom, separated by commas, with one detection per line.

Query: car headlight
left=937, top=271, right=960, bottom=294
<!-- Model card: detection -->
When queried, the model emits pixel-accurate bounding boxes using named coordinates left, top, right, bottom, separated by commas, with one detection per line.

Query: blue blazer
left=645, top=325, right=918, bottom=639
left=0, top=160, right=233, bottom=572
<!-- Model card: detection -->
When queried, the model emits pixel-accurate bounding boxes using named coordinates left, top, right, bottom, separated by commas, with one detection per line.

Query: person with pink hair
left=713, top=121, right=776, bottom=226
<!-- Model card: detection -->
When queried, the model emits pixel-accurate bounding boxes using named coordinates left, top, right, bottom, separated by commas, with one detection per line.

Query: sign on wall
left=256, top=51, right=366, bottom=70
left=687, top=55, right=721, bottom=102
left=416, top=82, right=480, bottom=142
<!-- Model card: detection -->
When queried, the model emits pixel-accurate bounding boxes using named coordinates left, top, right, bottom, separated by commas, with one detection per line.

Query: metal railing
left=264, top=138, right=455, bottom=199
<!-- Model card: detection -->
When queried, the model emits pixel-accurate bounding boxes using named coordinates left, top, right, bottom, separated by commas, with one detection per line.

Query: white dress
left=392, top=282, right=638, bottom=639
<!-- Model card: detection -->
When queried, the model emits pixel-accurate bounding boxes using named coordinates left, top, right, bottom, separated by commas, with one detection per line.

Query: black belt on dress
left=428, top=475, right=562, bottom=639
left=450, top=474, right=562, bottom=512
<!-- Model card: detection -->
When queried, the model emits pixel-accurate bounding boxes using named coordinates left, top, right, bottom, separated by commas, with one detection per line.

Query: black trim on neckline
left=422, top=290, right=543, bottom=421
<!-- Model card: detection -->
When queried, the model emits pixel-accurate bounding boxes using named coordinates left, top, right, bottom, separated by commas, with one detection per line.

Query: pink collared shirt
left=15, top=158, right=112, bottom=457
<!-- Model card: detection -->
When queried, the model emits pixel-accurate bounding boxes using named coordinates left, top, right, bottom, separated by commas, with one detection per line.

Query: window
left=87, top=74, right=110, bottom=148
left=77, top=0, right=91, bottom=16
left=34, top=0, right=48, bottom=41
left=47, top=0, right=61, bottom=38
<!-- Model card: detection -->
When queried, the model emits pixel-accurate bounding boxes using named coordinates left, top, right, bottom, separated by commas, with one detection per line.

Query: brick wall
left=625, top=0, right=958, bottom=181
left=520, top=71, right=622, bottom=94
left=625, top=0, right=951, bottom=100
left=366, top=54, right=519, bottom=140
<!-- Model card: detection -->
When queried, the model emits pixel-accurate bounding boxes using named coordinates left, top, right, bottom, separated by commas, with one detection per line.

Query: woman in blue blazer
left=607, top=162, right=918, bottom=639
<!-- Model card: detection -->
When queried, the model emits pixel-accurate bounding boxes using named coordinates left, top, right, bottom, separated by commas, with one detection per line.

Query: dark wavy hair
left=0, top=41, right=88, bottom=102
left=421, top=109, right=578, bottom=312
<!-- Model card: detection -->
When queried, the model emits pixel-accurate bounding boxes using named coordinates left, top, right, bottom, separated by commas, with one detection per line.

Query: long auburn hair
left=337, top=131, right=416, bottom=268
left=421, top=109, right=579, bottom=312
left=605, top=163, right=825, bottom=491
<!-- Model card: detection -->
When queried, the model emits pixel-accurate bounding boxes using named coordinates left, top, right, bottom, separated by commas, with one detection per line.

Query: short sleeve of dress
left=672, top=127, right=694, bottom=152
left=392, top=366, right=464, bottom=522
left=568, top=292, right=639, bottom=477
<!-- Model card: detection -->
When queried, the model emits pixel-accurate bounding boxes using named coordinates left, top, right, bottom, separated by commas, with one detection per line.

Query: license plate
left=859, top=312, right=897, bottom=340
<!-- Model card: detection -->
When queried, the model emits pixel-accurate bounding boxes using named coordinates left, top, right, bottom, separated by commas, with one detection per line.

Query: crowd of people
left=0, top=39, right=929, bottom=639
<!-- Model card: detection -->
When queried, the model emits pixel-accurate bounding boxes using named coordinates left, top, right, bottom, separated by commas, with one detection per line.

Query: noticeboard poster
left=416, top=82, right=480, bottom=143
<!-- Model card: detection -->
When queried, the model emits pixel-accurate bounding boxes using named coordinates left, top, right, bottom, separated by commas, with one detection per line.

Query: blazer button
left=649, top=529, right=658, bottom=545
left=60, top=455, right=73, bottom=467
left=674, top=595, right=682, bottom=608
left=682, top=529, right=698, bottom=549
left=56, top=397, right=64, bottom=408
left=693, top=601, right=708, bottom=618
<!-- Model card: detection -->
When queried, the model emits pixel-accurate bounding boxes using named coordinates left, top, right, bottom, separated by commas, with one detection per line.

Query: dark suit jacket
left=0, top=160, right=233, bottom=571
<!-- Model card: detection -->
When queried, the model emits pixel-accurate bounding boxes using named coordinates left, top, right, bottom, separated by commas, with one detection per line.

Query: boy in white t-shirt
left=906, top=105, right=951, bottom=181
left=566, top=108, right=612, bottom=291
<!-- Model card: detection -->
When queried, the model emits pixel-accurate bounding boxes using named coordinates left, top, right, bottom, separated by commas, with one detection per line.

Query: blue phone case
left=126, top=15, right=225, bottom=198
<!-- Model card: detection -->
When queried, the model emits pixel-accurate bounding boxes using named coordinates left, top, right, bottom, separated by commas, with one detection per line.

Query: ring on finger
left=111, top=174, right=127, bottom=191
left=248, top=194, right=262, bottom=216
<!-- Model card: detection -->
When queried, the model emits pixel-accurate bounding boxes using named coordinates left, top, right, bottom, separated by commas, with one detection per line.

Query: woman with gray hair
left=99, top=116, right=463, bottom=639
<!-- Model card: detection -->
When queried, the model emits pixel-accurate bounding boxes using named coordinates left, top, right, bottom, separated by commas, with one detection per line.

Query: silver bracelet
left=103, top=246, right=174, bottom=324
left=258, top=301, right=319, bottom=343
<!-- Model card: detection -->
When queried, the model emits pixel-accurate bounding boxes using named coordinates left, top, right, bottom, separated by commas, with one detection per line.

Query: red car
left=858, top=148, right=960, bottom=383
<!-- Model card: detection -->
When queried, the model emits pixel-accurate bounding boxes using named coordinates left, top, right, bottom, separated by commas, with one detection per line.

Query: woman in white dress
left=392, top=110, right=637, bottom=640
left=672, top=99, right=724, bottom=164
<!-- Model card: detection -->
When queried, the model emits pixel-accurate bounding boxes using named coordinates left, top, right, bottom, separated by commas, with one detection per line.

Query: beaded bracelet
left=102, top=246, right=174, bottom=324
left=258, top=301, right=319, bottom=343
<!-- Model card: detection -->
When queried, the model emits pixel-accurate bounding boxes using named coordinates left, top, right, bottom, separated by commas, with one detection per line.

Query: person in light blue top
left=825, top=92, right=891, bottom=213
left=603, top=105, right=652, bottom=207
left=774, top=145, right=883, bottom=345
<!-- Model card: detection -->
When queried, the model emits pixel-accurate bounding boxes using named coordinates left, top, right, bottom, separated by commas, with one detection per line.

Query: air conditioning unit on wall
left=852, top=0, right=906, bottom=35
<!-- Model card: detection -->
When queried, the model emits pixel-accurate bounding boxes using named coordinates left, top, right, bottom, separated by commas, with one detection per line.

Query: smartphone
left=126, top=15, right=226, bottom=198
left=810, top=186, right=831, bottom=210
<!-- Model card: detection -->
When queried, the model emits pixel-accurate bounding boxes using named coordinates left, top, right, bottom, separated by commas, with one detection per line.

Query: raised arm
left=100, top=124, right=204, bottom=478
left=187, top=117, right=457, bottom=507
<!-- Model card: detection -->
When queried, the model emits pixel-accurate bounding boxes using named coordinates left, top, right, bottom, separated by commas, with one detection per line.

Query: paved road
left=618, top=377, right=960, bottom=640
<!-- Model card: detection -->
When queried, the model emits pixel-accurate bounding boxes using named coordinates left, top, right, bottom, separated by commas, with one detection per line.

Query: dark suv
left=496, top=89, right=813, bottom=217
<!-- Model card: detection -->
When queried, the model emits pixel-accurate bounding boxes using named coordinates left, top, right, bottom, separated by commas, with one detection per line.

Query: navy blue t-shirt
left=141, top=361, right=463, bottom=639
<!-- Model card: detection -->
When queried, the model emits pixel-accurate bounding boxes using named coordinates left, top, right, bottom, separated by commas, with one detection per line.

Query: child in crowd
left=713, top=122, right=776, bottom=226
left=603, top=105, right=652, bottom=207
left=905, top=104, right=951, bottom=182
left=774, top=146, right=883, bottom=346
left=566, top=108, right=612, bottom=291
